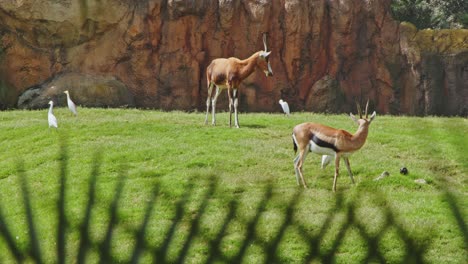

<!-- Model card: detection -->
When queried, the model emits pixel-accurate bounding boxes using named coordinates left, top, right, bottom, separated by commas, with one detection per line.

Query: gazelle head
left=350, top=100, right=376, bottom=126
left=258, top=33, right=273, bottom=77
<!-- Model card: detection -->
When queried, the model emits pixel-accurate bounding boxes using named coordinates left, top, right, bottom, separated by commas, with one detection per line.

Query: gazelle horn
left=356, top=102, right=362, bottom=119
left=365, top=100, right=369, bottom=119
left=263, top=33, right=268, bottom=51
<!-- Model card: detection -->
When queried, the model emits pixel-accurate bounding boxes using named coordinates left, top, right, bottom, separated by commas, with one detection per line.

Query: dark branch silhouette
left=0, top=141, right=465, bottom=263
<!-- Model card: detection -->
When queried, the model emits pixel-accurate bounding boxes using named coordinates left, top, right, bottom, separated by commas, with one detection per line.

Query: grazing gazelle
left=292, top=101, right=376, bottom=192
left=204, top=33, right=273, bottom=128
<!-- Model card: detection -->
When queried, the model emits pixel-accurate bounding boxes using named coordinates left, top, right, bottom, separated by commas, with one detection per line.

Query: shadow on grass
left=0, top=141, right=466, bottom=263
left=241, top=124, right=267, bottom=129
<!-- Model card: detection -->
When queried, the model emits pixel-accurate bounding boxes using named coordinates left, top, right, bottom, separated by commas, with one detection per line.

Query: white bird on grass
left=48, top=100, right=58, bottom=129
left=64, top=90, right=77, bottom=116
left=279, top=99, right=290, bottom=117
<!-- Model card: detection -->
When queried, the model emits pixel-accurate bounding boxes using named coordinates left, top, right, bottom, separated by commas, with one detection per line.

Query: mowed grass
left=0, top=108, right=466, bottom=263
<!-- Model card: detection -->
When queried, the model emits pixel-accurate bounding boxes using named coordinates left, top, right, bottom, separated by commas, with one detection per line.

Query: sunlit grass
left=0, top=108, right=466, bottom=262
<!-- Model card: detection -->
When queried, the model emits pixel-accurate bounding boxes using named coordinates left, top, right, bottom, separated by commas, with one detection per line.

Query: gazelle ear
left=369, top=111, right=376, bottom=123
left=260, top=51, right=271, bottom=58
left=349, top=113, right=359, bottom=124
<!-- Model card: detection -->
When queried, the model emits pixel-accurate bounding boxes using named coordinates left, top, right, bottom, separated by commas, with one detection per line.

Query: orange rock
left=0, top=0, right=466, bottom=115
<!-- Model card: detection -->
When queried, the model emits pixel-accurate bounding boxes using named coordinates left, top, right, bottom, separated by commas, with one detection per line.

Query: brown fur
left=206, top=51, right=267, bottom=89
left=293, top=122, right=369, bottom=153
left=204, top=35, right=273, bottom=128
left=292, top=111, right=376, bottom=192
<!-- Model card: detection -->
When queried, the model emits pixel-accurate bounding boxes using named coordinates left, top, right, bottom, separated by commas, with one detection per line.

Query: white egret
left=64, top=90, right=77, bottom=116
left=48, top=100, right=58, bottom=129
left=279, top=99, right=290, bottom=116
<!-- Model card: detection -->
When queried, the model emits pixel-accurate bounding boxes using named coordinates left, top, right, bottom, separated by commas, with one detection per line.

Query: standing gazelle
left=204, top=33, right=273, bottom=128
left=292, top=101, right=376, bottom=192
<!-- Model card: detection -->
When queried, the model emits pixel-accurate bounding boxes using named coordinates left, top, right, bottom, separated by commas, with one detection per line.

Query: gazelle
left=204, top=33, right=273, bottom=128
left=292, top=101, right=376, bottom=192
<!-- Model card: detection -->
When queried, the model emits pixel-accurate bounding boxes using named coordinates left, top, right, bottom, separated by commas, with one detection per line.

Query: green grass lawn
left=0, top=108, right=466, bottom=263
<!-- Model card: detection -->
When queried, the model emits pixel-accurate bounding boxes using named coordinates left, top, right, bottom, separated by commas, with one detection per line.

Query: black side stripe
left=311, top=134, right=339, bottom=152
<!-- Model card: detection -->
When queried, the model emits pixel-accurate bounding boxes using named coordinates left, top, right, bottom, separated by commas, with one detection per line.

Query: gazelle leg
left=333, top=154, right=340, bottom=192
left=293, top=155, right=301, bottom=185
left=295, top=149, right=309, bottom=188
left=227, top=88, right=233, bottom=127
left=211, top=86, right=221, bottom=126
left=233, top=89, right=239, bottom=128
left=344, top=157, right=355, bottom=184
left=205, top=83, right=214, bottom=125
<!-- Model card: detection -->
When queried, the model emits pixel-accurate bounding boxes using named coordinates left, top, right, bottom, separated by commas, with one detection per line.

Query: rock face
left=398, top=23, right=468, bottom=115
left=0, top=0, right=467, bottom=115
left=17, top=73, right=134, bottom=109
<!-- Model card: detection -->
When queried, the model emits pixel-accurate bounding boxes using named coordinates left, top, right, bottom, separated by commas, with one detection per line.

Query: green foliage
left=0, top=109, right=466, bottom=262
left=460, top=13, right=468, bottom=26
left=391, top=0, right=468, bottom=29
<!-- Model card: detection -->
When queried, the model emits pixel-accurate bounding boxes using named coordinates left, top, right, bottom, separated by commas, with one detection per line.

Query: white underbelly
left=309, top=140, right=336, bottom=155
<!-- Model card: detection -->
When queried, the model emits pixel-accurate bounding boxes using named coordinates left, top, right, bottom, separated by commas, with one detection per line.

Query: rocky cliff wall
left=0, top=0, right=467, bottom=115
